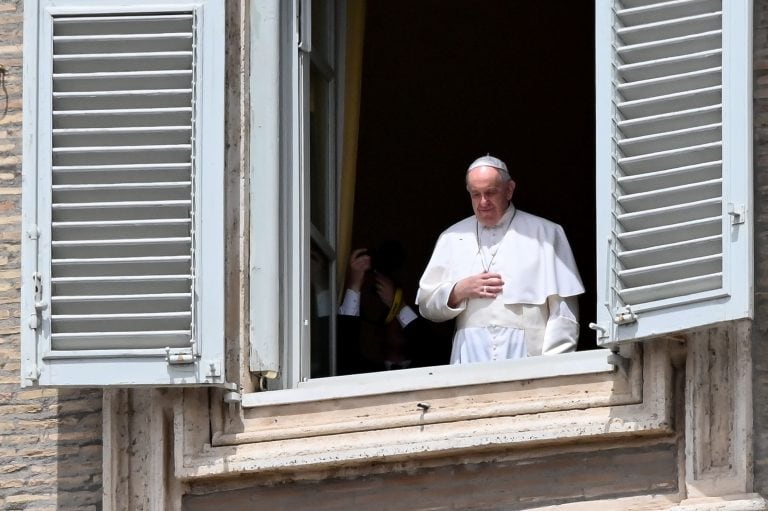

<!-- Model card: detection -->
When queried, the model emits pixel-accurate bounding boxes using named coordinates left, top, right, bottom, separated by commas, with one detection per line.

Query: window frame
left=246, top=0, right=753, bottom=400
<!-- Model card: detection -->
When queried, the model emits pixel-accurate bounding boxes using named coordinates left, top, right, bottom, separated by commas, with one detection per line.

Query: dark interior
left=353, top=0, right=597, bottom=354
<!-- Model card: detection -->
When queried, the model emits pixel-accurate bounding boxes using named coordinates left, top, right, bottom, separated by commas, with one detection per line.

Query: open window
left=251, top=0, right=752, bottom=394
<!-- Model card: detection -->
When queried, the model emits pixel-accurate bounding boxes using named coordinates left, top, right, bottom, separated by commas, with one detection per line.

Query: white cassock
left=416, top=205, right=585, bottom=364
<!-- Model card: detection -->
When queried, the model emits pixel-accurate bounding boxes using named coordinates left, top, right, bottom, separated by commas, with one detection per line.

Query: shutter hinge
left=27, top=224, right=40, bottom=240
left=728, top=203, right=746, bottom=225
left=613, top=305, right=637, bottom=325
left=223, top=382, right=241, bottom=404
left=607, top=349, right=630, bottom=375
left=165, top=347, right=195, bottom=365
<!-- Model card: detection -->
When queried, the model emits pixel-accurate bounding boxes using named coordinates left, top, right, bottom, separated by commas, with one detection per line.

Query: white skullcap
left=467, top=155, right=510, bottom=179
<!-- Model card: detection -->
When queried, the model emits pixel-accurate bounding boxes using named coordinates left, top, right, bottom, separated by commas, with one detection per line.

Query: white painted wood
left=249, top=0, right=281, bottom=378
left=594, top=0, right=752, bottom=345
left=21, top=0, right=226, bottom=387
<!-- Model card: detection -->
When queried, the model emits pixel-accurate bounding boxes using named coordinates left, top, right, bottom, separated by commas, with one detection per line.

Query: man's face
left=466, top=166, right=515, bottom=227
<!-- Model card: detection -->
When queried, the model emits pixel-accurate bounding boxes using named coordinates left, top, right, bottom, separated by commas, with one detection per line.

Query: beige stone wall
left=754, top=0, right=768, bottom=497
left=0, top=1, right=103, bottom=509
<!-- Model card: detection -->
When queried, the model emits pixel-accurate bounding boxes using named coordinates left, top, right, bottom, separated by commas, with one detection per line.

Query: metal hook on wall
left=0, top=65, right=7, bottom=119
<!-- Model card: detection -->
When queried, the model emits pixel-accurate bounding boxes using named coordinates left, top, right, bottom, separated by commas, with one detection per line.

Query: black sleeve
left=402, top=313, right=453, bottom=368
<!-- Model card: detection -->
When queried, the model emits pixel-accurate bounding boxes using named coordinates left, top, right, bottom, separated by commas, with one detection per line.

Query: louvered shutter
left=21, top=0, right=225, bottom=386
left=594, top=0, right=752, bottom=345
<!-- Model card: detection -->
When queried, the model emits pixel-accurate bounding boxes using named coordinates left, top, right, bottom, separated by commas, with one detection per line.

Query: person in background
left=338, top=241, right=448, bottom=374
left=416, top=155, right=584, bottom=364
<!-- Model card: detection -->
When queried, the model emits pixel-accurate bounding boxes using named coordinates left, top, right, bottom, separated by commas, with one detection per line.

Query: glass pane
left=310, top=241, right=333, bottom=378
left=309, top=64, right=331, bottom=236
left=311, top=0, right=332, bottom=63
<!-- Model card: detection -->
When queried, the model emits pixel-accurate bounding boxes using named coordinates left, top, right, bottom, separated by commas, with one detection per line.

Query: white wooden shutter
left=594, top=0, right=752, bottom=345
left=249, top=0, right=281, bottom=378
left=21, top=0, right=225, bottom=386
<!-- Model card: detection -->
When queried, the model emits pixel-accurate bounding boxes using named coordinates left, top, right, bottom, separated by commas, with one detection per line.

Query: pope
left=416, top=155, right=585, bottom=364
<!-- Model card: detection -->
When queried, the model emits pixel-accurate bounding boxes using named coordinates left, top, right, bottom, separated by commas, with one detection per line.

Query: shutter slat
left=617, top=49, right=721, bottom=82
left=52, top=293, right=191, bottom=302
left=617, top=160, right=721, bottom=193
left=616, top=11, right=722, bottom=44
left=617, top=141, right=721, bottom=175
left=616, top=0, right=722, bottom=26
left=52, top=200, right=191, bottom=208
left=618, top=123, right=721, bottom=156
left=617, top=216, right=721, bottom=248
left=617, top=178, right=721, bottom=212
left=616, top=30, right=721, bottom=65
left=617, top=105, right=721, bottom=139
left=617, top=67, right=721, bottom=101
left=617, top=234, right=721, bottom=267
left=51, top=331, right=191, bottom=351
left=617, top=253, right=721, bottom=287
left=617, top=273, right=723, bottom=305
left=617, top=85, right=720, bottom=118
left=53, top=312, right=191, bottom=320
left=616, top=197, right=721, bottom=232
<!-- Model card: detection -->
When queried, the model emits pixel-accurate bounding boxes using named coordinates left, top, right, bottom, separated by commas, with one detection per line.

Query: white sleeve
left=541, top=295, right=579, bottom=355
left=397, top=305, right=418, bottom=328
left=416, top=235, right=466, bottom=322
left=338, top=289, right=361, bottom=316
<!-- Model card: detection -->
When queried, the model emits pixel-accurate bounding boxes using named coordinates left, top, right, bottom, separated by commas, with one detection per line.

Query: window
left=21, top=0, right=225, bottom=386
left=252, top=0, right=752, bottom=396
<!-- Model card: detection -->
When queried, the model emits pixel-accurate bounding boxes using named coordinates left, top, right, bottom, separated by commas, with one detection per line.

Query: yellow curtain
left=337, top=0, right=366, bottom=294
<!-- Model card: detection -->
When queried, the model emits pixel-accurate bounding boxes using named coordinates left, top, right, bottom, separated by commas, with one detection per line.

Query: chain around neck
left=475, top=207, right=517, bottom=273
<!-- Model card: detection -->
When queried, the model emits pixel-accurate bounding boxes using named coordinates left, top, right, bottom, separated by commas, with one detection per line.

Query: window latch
left=588, top=322, right=609, bottom=341
left=728, top=203, right=745, bottom=225
left=28, top=272, right=47, bottom=330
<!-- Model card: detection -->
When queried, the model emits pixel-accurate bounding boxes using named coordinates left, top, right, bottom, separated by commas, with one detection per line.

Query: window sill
left=241, top=349, right=616, bottom=407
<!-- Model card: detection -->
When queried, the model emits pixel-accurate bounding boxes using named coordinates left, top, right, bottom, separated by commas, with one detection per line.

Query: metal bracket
left=728, top=203, right=745, bottom=225
left=223, top=382, right=241, bottom=404
left=165, top=347, right=195, bottom=365
left=589, top=322, right=609, bottom=341
left=28, top=272, right=46, bottom=330
left=613, top=305, right=637, bottom=325
left=607, top=349, right=630, bottom=375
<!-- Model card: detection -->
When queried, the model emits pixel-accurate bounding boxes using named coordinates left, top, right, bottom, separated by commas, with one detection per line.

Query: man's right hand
left=448, top=272, right=504, bottom=306
left=347, top=248, right=372, bottom=291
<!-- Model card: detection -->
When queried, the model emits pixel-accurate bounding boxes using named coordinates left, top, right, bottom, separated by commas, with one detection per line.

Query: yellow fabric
left=337, top=0, right=366, bottom=295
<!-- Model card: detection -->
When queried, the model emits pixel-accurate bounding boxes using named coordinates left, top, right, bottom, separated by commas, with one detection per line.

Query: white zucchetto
left=467, top=155, right=510, bottom=179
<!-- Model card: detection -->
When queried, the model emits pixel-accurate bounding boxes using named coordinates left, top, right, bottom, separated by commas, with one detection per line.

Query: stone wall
left=754, top=0, right=768, bottom=497
left=0, top=1, right=103, bottom=509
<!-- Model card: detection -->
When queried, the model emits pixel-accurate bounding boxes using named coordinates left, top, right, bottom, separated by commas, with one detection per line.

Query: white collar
left=481, top=204, right=516, bottom=230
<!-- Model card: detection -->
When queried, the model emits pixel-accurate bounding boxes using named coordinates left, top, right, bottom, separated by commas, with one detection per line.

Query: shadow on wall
left=53, top=389, right=103, bottom=509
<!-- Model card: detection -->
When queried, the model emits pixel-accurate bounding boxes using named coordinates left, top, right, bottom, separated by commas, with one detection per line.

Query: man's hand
left=373, top=272, right=396, bottom=307
left=347, top=248, right=371, bottom=291
left=448, top=272, right=504, bottom=307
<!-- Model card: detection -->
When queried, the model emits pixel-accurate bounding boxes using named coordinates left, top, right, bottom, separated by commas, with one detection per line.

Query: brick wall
left=0, top=1, right=103, bottom=509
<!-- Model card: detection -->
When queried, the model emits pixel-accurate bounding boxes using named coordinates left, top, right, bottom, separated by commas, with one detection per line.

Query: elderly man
left=416, top=155, right=584, bottom=364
